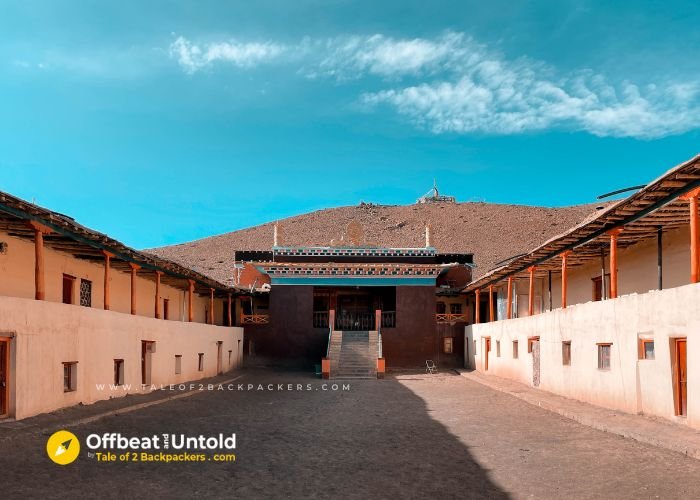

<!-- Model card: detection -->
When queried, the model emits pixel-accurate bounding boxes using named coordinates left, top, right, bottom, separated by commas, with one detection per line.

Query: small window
left=80, top=279, right=92, bottom=307
left=562, top=341, right=571, bottom=366
left=450, top=303, right=463, bottom=314
left=527, top=336, right=540, bottom=354
left=163, top=299, right=170, bottom=320
left=473, top=339, right=477, bottom=355
left=639, top=339, right=655, bottom=360
left=443, top=337, right=454, bottom=354
left=62, top=274, right=75, bottom=304
left=198, top=353, right=204, bottom=372
left=63, top=362, right=77, bottom=392
left=496, top=340, right=501, bottom=357
left=175, top=355, right=182, bottom=374
left=513, top=340, right=519, bottom=359
left=114, top=359, right=124, bottom=386
left=436, top=302, right=446, bottom=314
left=228, top=350, right=232, bottom=367
left=598, top=343, right=612, bottom=370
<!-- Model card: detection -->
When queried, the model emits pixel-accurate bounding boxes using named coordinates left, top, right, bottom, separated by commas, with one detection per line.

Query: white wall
left=466, top=282, right=700, bottom=428
left=0, top=295, right=244, bottom=420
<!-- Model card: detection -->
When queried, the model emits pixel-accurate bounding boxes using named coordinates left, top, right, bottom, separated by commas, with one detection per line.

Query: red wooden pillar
left=608, top=229, right=622, bottom=299
left=129, top=263, right=140, bottom=315
left=154, top=271, right=162, bottom=318
left=187, top=280, right=195, bottom=322
left=227, top=293, right=232, bottom=327
left=209, top=288, right=215, bottom=325
left=561, top=251, right=571, bottom=308
left=375, top=308, right=382, bottom=331
left=689, top=192, right=700, bottom=283
left=528, top=266, right=536, bottom=316
left=474, top=289, right=481, bottom=324
left=488, top=285, right=495, bottom=322
left=506, top=277, right=513, bottom=319
left=28, top=221, right=51, bottom=301
left=102, top=250, right=114, bottom=310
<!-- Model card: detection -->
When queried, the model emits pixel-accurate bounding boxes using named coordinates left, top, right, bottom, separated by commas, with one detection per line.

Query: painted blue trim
left=269, top=277, right=437, bottom=286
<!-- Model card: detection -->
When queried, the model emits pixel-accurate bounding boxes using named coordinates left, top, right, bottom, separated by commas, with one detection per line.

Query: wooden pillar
left=154, top=271, right=162, bottom=319
left=657, top=226, right=663, bottom=290
left=561, top=251, right=570, bottom=308
left=488, top=285, right=494, bottom=322
left=506, top=277, right=513, bottom=319
left=528, top=266, right=536, bottom=316
left=690, top=194, right=699, bottom=284
left=187, top=280, right=194, bottom=322
left=474, top=289, right=481, bottom=324
left=608, top=229, right=622, bottom=298
left=28, top=221, right=50, bottom=301
left=227, top=293, right=232, bottom=327
left=375, top=308, right=382, bottom=331
left=102, top=250, right=113, bottom=310
left=129, top=263, right=140, bottom=315
left=209, top=288, right=215, bottom=325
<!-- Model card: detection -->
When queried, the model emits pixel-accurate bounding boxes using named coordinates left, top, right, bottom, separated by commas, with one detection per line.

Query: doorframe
left=141, top=340, right=155, bottom=387
left=0, top=337, right=10, bottom=418
left=484, top=337, right=491, bottom=371
left=671, top=337, right=687, bottom=417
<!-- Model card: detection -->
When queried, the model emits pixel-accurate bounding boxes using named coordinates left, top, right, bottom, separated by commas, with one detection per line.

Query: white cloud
left=170, top=32, right=700, bottom=139
left=170, top=36, right=287, bottom=74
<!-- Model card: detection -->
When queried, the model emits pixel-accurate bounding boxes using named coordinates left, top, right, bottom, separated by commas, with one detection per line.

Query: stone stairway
left=328, top=330, right=378, bottom=379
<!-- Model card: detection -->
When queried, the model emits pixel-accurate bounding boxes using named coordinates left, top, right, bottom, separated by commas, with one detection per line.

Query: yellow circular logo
left=46, top=430, right=80, bottom=465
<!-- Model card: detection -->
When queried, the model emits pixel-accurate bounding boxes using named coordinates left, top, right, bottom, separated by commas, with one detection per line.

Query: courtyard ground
left=3, top=368, right=700, bottom=499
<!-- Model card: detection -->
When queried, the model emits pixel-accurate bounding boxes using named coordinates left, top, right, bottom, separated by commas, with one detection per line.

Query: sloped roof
left=148, top=202, right=605, bottom=284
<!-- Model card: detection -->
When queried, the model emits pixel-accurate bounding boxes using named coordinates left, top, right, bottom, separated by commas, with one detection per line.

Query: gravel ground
left=2, top=368, right=700, bottom=499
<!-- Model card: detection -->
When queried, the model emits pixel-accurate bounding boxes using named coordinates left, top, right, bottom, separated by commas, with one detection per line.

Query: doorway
left=484, top=338, right=491, bottom=371
left=141, top=341, right=154, bottom=386
left=674, top=338, right=687, bottom=417
left=0, top=339, right=9, bottom=417
left=217, top=341, right=223, bottom=375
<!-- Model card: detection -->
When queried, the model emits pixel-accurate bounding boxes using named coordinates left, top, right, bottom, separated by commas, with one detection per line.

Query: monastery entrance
left=313, top=287, right=396, bottom=331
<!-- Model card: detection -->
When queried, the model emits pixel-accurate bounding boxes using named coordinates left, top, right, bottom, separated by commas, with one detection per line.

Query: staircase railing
left=326, top=309, right=336, bottom=358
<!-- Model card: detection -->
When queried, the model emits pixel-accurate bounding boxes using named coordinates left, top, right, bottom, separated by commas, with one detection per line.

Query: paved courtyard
left=3, top=369, right=700, bottom=498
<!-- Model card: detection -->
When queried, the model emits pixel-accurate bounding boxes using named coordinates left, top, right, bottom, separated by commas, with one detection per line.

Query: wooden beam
left=506, top=277, right=513, bottom=320
left=608, top=229, right=622, bottom=298
left=528, top=266, right=536, bottom=316
left=227, top=293, right=232, bottom=327
left=474, top=289, right=481, bottom=324
left=129, top=263, right=140, bottom=315
left=488, top=285, right=495, bottom=322
left=102, top=250, right=113, bottom=310
left=209, top=288, right=215, bottom=325
left=561, top=251, right=571, bottom=309
left=32, top=225, right=45, bottom=300
left=155, top=271, right=163, bottom=319
left=188, top=280, right=194, bottom=322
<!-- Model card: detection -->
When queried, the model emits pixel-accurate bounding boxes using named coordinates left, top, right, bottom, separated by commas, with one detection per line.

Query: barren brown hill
left=148, top=202, right=606, bottom=284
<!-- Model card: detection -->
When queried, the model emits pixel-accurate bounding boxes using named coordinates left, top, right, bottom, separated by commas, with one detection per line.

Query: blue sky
left=1, top=0, right=700, bottom=248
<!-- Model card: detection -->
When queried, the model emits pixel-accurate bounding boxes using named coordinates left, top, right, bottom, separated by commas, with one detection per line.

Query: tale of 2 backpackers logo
left=46, top=430, right=81, bottom=465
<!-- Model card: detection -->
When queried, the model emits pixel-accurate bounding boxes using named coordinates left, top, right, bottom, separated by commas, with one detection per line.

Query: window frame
left=527, top=336, right=540, bottom=354
left=63, top=361, right=78, bottom=392
left=62, top=274, right=75, bottom=305
left=175, top=354, right=182, bottom=375
left=197, top=353, right=204, bottom=372
left=114, top=359, right=124, bottom=386
left=639, top=338, right=655, bottom=360
left=443, top=337, right=454, bottom=354
left=597, top=343, right=612, bottom=371
left=513, top=340, right=519, bottom=359
left=562, top=341, right=571, bottom=366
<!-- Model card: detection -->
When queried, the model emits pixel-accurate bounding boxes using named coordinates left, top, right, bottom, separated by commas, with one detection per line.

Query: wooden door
left=0, top=340, right=8, bottom=417
left=484, top=338, right=491, bottom=371
left=676, top=339, right=687, bottom=417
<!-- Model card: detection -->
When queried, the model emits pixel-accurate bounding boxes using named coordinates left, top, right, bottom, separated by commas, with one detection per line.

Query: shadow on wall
left=0, top=368, right=508, bottom=498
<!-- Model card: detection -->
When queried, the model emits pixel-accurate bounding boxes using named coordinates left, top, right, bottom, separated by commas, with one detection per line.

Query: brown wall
left=244, top=285, right=327, bottom=367
left=382, top=286, right=437, bottom=367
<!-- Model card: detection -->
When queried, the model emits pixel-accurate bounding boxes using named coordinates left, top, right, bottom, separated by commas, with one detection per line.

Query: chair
left=426, top=360, right=437, bottom=374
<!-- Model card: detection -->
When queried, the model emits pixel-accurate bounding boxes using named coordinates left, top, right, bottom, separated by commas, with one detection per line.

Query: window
left=496, top=340, right=501, bottom=357
left=443, top=337, right=454, bottom=354
left=473, top=340, right=477, bottom=355
left=436, top=302, right=446, bottom=314
left=639, top=338, right=655, bottom=360
left=63, top=362, right=77, bottom=392
left=228, top=350, right=232, bottom=367
left=79, top=279, right=92, bottom=307
left=114, top=359, right=124, bottom=386
left=562, top=341, right=571, bottom=366
left=527, top=336, right=540, bottom=354
left=513, top=340, right=519, bottom=359
left=62, top=274, right=75, bottom=304
left=450, top=303, right=463, bottom=314
left=598, top=343, right=612, bottom=370
left=198, top=353, right=204, bottom=372
left=163, top=299, right=170, bottom=320
left=175, top=355, right=182, bottom=374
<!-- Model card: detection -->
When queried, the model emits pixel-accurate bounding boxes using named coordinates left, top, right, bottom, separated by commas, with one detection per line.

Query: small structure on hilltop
left=416, top=180, right=456, bottom=204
